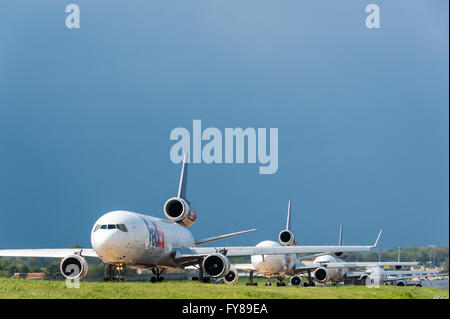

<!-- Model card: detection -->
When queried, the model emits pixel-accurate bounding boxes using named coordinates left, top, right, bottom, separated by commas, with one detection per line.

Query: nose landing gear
left=103, top=263, right=125, bottom=282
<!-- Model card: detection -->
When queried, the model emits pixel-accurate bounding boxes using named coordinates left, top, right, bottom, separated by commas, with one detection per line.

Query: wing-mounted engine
left=290, top=275, right=302, bottom=286
left=60, top=255, right=88, bottom=280
left=278, top=229, right=297, bottom=246
left=314, top=267, right=329, bottom=283
left=164, top=197, right=197, bottom=227
left=202, top=253, right=231, bottom=278
left=223, top=268, right=239, bottom=284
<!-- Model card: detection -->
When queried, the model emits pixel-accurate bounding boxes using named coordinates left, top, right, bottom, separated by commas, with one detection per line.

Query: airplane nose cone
left=91, top=230, right=127, bottom=262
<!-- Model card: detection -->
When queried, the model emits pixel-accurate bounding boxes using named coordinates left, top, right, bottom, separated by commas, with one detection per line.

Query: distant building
left=12, top=273, right=45, bottom=280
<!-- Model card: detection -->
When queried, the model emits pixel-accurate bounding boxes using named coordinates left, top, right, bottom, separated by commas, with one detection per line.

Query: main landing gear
left=150, top=268, right=165, bottom=283
left=303, top=270, right=315, bottom=287
left=103, top=263, right=125, bottom=282
left=245, top=271, right=258, bottom=286
left=191, top=262, right=212, bottom=283
left=276, top=277, right=286, bottom=286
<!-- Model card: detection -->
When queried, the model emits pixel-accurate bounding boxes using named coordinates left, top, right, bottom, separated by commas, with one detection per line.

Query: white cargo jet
left=0, top=156, right=378, bottom=283
left=226, top=202, right=415, bottom=286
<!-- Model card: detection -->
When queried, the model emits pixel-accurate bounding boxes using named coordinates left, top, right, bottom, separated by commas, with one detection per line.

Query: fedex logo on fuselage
left=141, top=217, right=165, bottom=249
left=149, top=222, right=165, bottom=248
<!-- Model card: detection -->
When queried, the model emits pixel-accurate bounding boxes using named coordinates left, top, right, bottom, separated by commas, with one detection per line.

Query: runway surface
left=421, top=280, right=449, bottom=290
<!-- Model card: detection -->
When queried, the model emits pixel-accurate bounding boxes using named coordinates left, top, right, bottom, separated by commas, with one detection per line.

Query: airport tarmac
left=421, top=279, right=449, bottom=290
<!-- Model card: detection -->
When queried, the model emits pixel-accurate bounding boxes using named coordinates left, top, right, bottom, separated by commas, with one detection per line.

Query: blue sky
left=0, top=1, right=448, bottom=250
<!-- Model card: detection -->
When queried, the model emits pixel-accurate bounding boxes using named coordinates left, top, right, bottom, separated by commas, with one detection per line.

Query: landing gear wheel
left=192, top=276, right=199, bottom=281
left=150, top=277, right=157, bottom=283
left=158, top=276, right=164, bottom=282
left=309, top=282, right=315, bottom=287
left=202, top=277, right=211, bottom=284
left=265, top=282, right=272, bottom=286
left=303, top=282, right=309, bottom=287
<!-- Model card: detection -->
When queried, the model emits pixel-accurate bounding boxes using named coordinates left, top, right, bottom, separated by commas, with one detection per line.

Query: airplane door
left=128, top=222, right=137, bottom=248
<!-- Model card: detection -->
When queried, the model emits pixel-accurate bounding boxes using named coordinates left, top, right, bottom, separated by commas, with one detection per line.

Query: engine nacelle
left=314, top=267, right=329, bottom=283
left=290, top=275, right=302, bottom=286
left=278, top=230, right=297, bottom=246
left=164, top=197, right=197, bottom=227
left=223, top=268, right=239, bottom=285
left=202, top=253, right=230, bottom=278
left=60, top=255, right=88, bottom=280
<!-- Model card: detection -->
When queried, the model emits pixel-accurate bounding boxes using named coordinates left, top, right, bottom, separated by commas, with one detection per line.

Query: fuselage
left=312, top=254, right=347, bottom=283
left=90, top=210, right=195, bottom=269
left=250, top=243, right=347, bottom=282
left=250, top=240, right=297, bottom=277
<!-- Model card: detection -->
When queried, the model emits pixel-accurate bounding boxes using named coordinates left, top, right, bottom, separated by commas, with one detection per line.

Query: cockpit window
left=97, top=224, right=127, bottom=231
left=116, top=224, right=128, bottom=232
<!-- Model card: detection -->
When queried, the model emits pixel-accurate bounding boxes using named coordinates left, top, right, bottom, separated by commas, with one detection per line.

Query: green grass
left=0, top=278, right=447, bottom=299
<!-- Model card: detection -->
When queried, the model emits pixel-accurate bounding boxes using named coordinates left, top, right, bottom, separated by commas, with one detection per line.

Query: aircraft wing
left=0, top=248, right=98, bottom=258
left=194, top=229, right=256, bottom=245
left=345, top=271, right=368, bottom=278
left=383, top=270, right=447, bottom=277
left=292, top=263, right=322, bottom=274
left=231, top=263, right=255, bottom=273
left=384, top=272, right=448, bottom=281
left=176, top=244, right=374, bottom=260
left=321, top=261, right=419, bottom=268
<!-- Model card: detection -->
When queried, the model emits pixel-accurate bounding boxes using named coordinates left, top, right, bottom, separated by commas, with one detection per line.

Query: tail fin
left=177, top=153, right=188, bottom=199
left=338, top=223, right=343, bottom=246
left=286, top=200, right=292, bottom=230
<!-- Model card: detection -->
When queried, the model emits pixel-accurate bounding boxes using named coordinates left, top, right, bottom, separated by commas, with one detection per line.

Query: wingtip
left=372, top=229, right=383, bottom=248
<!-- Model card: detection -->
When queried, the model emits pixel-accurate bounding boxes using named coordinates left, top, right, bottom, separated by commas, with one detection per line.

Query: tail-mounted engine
left=202, top=253, right=230, bottom=278
left=60, top=255, right=88, bottom=280
left=164, top=197, right=197, bottom=227
left=278, top=229, right=297, bottom=246
left=314, top=267, right=329, bottom=283
left=223, top=268, right=239, bottom=284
